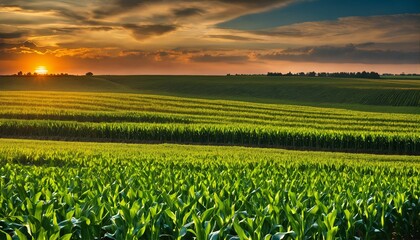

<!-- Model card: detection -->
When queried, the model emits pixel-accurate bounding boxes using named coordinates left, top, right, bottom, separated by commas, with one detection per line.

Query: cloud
left=0, top=40, right=45, bottom=61
left=21, top=41, right=37, bottom=49
left=207, top=34, right=260, bottom=41
left=261, top=44, right=420, bottom=64
left=93, top=0, right=293, bottom=21
left=115, top=0, right=151, bottom=8
left=93, top=0, right=158, bottom=17
left=251, top=14, right=420, bottom=45
left=190, top=54, right=249, bottom=63
left=173, top=7, right=205, bottom=17
left=0, top=0, right=295, bottom=48
left=0, top=31, right=25, bottom=39
left=355, top=42, right=376, bottom=48
left=123, top=24, right=177, bottom=40
left=0, top=40, right=37, bottom=49
left=40, top=26, right=115, bottom=36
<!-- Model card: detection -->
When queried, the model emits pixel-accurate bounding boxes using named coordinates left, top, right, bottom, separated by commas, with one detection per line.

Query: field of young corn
left=0, top=91, right=419, bottom=154
left=0, top=139, right=419, bottom=239
left=0, top=85, right=419, bottom=239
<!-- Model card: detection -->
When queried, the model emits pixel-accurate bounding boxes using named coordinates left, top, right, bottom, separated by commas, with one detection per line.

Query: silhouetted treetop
left=266, top=71, right=381, bottom=79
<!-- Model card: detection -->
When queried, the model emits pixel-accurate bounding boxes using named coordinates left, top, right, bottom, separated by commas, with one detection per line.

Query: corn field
left=0, top=89, right=419, bottom=239
left=0, top=92, right=419, bottom=154
left=0, top=139, right=419, bottom=239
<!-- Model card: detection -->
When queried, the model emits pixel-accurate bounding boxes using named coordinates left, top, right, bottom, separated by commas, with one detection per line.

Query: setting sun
left=35, top=66, right=48, bottom=75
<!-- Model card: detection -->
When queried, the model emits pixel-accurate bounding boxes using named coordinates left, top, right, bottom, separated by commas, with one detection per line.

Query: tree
left=307, top=71, right=316, bottom=77
left=85, top=72, right=93, bottom=76
left=17, top=71, right=23, bottom=76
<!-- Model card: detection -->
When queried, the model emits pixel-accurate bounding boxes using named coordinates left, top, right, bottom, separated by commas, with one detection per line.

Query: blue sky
left=219, top=0, right=420, bottom=30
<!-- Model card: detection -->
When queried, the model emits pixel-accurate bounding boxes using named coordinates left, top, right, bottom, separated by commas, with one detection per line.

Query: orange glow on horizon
left=34, top=66, right=48, bottom=75
left=1, top=53, right=418, bottom=76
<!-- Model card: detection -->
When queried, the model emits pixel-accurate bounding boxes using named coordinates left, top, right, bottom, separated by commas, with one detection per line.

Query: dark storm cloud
left=0, top=41, right=37, bottom=50
left=173, top=7, right=205, bottom=17
left=191, top=54, right=249, bottom=63
left=261, top=44, right=420, bottom=64
left=22, top=41, right=37, bottom=49
left=0, top=31, right=25, bottom=39
left=207, top=34, right=260, bottom=41
left=0, top=42, right=15, bottom=49
left=0, top=41, right=40, bottom=61
left=123, top=24, right=177, bottom=40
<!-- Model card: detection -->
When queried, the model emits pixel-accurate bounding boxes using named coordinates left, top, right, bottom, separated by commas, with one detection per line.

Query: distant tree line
left=11, top=71, right=72, bottom=77
left=227, top=73, right=266, bottom=76
left=266, top=71, right=381, bottom=79
left=382, top=73, right=419, bottom=76
left=9, top=71, right=95, bottom=77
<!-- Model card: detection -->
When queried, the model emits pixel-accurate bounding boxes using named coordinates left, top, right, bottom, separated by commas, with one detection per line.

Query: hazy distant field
left=0, top=75, right=419, bottom=239
left=1, top=75, right=419, bottom=113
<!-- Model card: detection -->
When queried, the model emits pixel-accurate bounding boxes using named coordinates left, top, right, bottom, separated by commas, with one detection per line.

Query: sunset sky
left=0, top=0, right=419, bottom=75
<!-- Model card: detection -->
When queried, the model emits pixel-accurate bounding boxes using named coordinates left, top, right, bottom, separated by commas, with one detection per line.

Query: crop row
left=1, top=92, right=419, bottom=154
left=0, top=112, right=191, bottom=124
left=0, top=92, right=420, bottom=134
left=1, top=92, right=418, bottom=123
left=0, top=104, right=418, bottom=132
left=0, top=139, right=419, bottom=239
left=0, top=120, right=418, bottom=154
left=360, top=89, right=420, bottom=106
left=0, top=114, right=417, bottom=135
